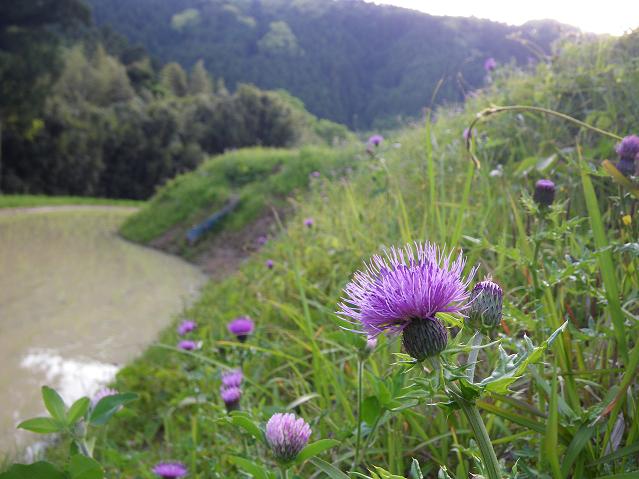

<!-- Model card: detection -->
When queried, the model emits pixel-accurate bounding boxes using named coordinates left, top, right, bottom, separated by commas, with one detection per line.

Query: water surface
left=0, top=207, right=207, bottom=453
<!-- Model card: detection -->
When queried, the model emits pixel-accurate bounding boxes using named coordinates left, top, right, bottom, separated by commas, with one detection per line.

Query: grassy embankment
left=120, top=146, right=359, bottom=264
left=43, top=32, right=639, bottom=477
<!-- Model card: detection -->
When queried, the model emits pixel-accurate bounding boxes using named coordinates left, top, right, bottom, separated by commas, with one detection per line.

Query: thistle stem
left=448, top=382, right=501, bottom=479
left=353, top=357, right=364, bottom=469
left=466, top=332, right=483, bottom=383
left=279, top=466, right=289, bottom=479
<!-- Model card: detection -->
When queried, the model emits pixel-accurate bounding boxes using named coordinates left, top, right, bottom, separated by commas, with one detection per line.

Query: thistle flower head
left=533, top=179, right=555, bottom=207
left=368, top=134, right=384, bottom=146
left=616, top=157, right=636, bottom=177
left=152, top=462, right=188, bottom=479
left=484, top=57, right=497, bottom=72
left=177, top=320, right=197, bottom=336
left=615, top=135, right=639, bottom=160
left=304, top=218, right=314, bottom=228
left=256, top=235, right=268, bottom=246
left=92, top=387, right=118, bottom=407
left=310, top=171, right=321, bottom=178
left=265, top=413, right=312, bottom=462
left=227, top=316, right=254, bottom=341
left=178, top=340, right=197, bottom=351
left=220, top=385, right=242, bottom=411
left=467, top=278, right=503, bottom=331
left=339, top=242, right=475, bottom=360
left=266, top=259, right=274, bottom=269
left=221, top=369, right=243, bottom=388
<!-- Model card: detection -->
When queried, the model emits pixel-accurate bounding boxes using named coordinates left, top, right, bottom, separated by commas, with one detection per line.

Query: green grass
left=119, top=145, right=358, bottom=248
left=33, top=32, right=639, bottom=478
left=0, top=195, right=142, bottom=209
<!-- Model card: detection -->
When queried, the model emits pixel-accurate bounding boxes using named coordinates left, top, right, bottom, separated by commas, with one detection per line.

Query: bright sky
left=363, top=0, right=639, bottom=35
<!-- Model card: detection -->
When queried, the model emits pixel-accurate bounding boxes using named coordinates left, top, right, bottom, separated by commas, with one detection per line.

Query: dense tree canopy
left=86, top=0, right=575, bottom=127
left=1, top=33, right=351, bottom=198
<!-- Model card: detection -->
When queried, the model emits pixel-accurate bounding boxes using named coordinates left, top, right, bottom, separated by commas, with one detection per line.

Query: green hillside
left=24, top=30, right=639, bottom=478
left=85, top=0, right=576, bottom=127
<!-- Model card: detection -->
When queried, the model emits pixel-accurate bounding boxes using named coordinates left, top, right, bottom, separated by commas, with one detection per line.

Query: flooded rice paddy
left=0, top=207, right=207, bottom=454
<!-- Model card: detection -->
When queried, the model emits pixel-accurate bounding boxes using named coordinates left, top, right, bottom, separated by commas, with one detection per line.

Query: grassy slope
left=120, top=146, right=358, bottom=258
left=61, top=33, right=639, bottom=477
left=0, top=195, right=142, bottom=209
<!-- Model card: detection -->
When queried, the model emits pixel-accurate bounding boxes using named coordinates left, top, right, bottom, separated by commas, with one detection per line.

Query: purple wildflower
left=533, top=179, right=555, bottom=207
left=227, top=316, right=254, bottom=342
left=616, top=135, right=639, bottom=160
left=615, top=136, right=639, bottom=176
left=304, top=218, right=314, bottom=228
left=484, top=57, right=497, bottom=72
left=257, top=235, right=268, bottom=246
left=220, top=386, right=242, bottom=411
left=310, top=171, right=321, bottom=178
left=221, top=369, right=243, bottom=388
left=92, top=387, right=118, bottom=407
left=367, top=134, right=384, bottom=147
left=177, top=320, right=197, bottom=336
left=266, top=259, right=274, bottom=269
left=178, top=340, right=197, bottom=351
left=265, top=413, right=312, bottom=462
left=152, top=462, right=188, bottom=479
left=468, top=278, right=503, bottom=330
left=339, top=242, right=476, bottom=360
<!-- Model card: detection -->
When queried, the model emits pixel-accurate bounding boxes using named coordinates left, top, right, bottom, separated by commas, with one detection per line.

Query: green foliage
left=6, top=386, right=136, bottom=478
left=2, top=42, right=349, bottom=198
left=55, top=30, right=639, bottom=478
left=85, top=0, right=573, bottom=127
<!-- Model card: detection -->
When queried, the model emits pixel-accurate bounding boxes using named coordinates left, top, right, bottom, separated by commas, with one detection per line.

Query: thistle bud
left=533, top=179, right=555, bottom=207
left=220, top=386, right=241, bottom=412
left=266, top=413, right=311, bottom=462
left=468, top=279, right=503, bottom=331
left=401, top=317, right=448, bottom=361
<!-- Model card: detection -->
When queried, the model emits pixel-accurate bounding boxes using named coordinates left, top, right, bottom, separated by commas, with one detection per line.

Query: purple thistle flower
left=367, top=134, right=384, bottom=147
left=177, top=320, right=197, bottom=336
left=304, top=218, right=314, bottom=228
left=533, top=179, right=555, bottom=207
left=256, top=235, right=268, bottom=246
left=220, top=386, right=242, bottom=411
left=484, top=57, right=497, bottom=72
left=92, top=387, right=118, bottom=407
left=227, top=316, right=255, bottom=342
left=221, top=369, right=243, bottom=388
left=310, top=171, right=321, bottom=178
left=615, top=136, right=639, bottom=176
left=468, top=278, right=503, bottom=330
left=266, top=259, right=274, bottom=269
left=615, top=135, right=639, bottom=160
left=152, top=462, right=188, bottom=479
left=178, top=340, right=197, bottom=351
left=265, top=413, right=312, bottom=462
left=339, top=242, right=476, bottom=360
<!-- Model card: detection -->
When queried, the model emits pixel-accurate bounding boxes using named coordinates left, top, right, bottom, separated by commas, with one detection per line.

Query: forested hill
left=86, top=0, right=576, bottom=128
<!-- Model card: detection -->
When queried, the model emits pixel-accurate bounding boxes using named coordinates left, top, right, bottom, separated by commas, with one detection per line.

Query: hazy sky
left=363, top=1, right=639, bottom=35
